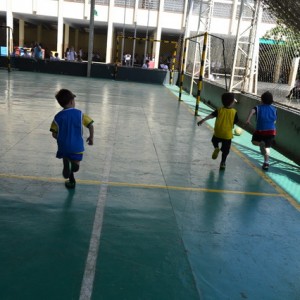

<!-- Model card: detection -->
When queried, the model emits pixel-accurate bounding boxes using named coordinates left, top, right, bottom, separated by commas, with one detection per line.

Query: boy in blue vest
left=50, top=89, right=94, bottom=188
left=246, top=91, right=277, bottom=171
left=197, top=92, right=239, bottom=170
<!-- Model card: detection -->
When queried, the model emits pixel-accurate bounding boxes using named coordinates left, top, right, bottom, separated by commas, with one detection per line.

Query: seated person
left=286, top=79, right=300, bottom=99
left=23, top=49, right=31, bottom=58
left=54, top=53, right=60, bottom=60
left=50, top=52, right=60, bottom=61
left=142, top=60, right=149, bottom=69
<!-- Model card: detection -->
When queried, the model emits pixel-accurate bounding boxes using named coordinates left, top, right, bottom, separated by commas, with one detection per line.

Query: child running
left=246, top=91, right=277, bottom=171
left=197, top=92, right=239, bottom=170
left=50, top=89, right=94, bottom=188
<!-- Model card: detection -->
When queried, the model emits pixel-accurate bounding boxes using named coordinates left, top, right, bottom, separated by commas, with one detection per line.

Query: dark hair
left=261, top=91, right=273, bottom=104
left=221, top=92, right=235, bottom=107
left=55, top=89, right=76, bottom=107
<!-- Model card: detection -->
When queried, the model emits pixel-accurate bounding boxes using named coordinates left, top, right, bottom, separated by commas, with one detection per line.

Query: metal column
left=229, top=0, right=262, bottom=93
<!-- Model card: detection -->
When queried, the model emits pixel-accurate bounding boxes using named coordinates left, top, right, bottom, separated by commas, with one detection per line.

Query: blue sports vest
left=256, top=105, right=277, bottom=131
left=54, top=108, right=84, bottom=155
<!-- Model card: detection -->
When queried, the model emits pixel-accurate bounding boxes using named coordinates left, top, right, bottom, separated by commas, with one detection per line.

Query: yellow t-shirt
left=214, top=107, right=237, bottom=140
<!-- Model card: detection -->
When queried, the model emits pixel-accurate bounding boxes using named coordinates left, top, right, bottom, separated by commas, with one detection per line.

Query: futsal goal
left=115, top=35, right=178, bottom=85
left=178, top=32, right=228, bottom=115
left=0, top=25, right=13, bottom=71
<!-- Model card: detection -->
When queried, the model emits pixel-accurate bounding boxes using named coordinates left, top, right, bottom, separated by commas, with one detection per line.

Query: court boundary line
left=79, top=109, right=118, bottom=300
left=0, top=172, right=285, bottom=198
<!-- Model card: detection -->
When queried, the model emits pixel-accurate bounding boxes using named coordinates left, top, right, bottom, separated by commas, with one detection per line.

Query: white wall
left=161, top=12, right=183, bottom=30
left=2, top=0, right=277, bottom=38
left=11, top=0, right=34, bottom=14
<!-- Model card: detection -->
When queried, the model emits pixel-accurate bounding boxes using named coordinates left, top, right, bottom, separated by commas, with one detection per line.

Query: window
left=164, top=0, right=184, bottom=13
left=115, top=0, right=135, bottom=8
left=138, top=0, right=159, bottom=10
left=64, top=0, right=84, bottom=3
left=192, top=1, right=209, bottom=15
left=213, top=3, right=233, bottom=18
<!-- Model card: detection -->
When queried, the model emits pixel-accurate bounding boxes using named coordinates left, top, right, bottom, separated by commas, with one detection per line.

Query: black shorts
left=252, top=134, right=275, bottom=148
left=211, top=135, right=231, bottom=154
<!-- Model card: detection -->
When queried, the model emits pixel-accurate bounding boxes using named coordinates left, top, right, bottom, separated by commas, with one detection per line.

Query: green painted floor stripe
left=0, top=172, right=284, bottom=198
left=165, top=84, right=300, bottom=212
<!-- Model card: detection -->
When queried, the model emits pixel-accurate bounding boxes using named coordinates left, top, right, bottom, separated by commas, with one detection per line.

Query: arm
left=197, top=113, right=215, bottom=126
left=246, top=108, right=256, bottom=125
left=86, top=124, right=94, bottom=145
left=83, top=114, right=94, bottom=145
left=234, top=112, right=239, bottom=124
left=50, top=120, right=58, bottom=139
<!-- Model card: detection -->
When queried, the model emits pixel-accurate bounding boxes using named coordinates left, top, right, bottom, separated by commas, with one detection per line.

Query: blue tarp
left=259, top=38, right=285, bottom=45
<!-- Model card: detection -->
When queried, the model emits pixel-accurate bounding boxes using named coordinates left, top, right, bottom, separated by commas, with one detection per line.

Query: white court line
left=79, top=112, right=118, bottom=300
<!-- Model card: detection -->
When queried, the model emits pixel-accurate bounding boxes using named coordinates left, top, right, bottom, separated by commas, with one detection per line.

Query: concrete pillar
left=64, top=24, right=70, bottom=53
left=19, top=19, right=25, bottom=47
left=37, top=25, right=42, bottom=43
left=131, top=0, right=139, bottom=66
left=133, top=0, right=138, bottom=24
left=182, top=0, right=189, bottom=28
left=6, top=0, right=13, bottom=53
left=288, top=57, right=300, bottom=87
left=84, top=0, right=89, bottom=19
left=105, top=0, right=114, bottom=63
left=183, top=0, right=194, bottom=67
left=230, top=0, right=239, bottom=35
left=153, top=0, right=164, bottom=68
left=57, top=0, right=64, bottom=58
left=75, top=29, right=79, bottom=51
left=33, top=0, right=38, bottom=14
left=274, top=49, right=283, bottom=84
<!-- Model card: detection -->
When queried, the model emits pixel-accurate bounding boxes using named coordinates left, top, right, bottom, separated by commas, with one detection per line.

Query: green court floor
left=0, top=71, right=299, bottom=300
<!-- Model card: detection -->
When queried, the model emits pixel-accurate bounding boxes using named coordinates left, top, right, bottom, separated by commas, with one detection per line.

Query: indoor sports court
left=0, top=70, right=300, bottom=300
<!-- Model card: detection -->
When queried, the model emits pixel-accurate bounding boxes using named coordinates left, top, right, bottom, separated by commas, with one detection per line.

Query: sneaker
left=219, top=162, right=226, bottom=170
left=262, top=162, right=269, bottom=171
left=65, top=180, right=76, bottom=189
left=62, top=158, right=71, bottom=179
left=259, top=141, right=267, bottom=155
left=212, top=148, right=220, bottom=159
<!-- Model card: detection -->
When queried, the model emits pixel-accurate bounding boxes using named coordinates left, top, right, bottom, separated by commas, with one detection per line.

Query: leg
left=211, top=136, right=220, bottom=159
left=71, top=160, right=80, bottom=173
left=286, top=87, right=297, bottom=99
left=261, top=136, right=275, bottom=171
left=261, top=146, right=270, bottom=170
left=252, top=134, right=269, bottom=169
left=252, top=140, right=260, bottom=146
left=220, top=139, right=231, bottom=170
left=65, top=159, right=81, bottom=189
left=62, top=157, right=71, bottom=179
left=252, top=134, right=266, bottom=156
left=261, top=142, right=270, bottom=171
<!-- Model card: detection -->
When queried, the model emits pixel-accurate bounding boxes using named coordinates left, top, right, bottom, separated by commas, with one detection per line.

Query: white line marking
left=79, top=184, right=109, bottom=300
left=79, top=113, right=118, bottom=300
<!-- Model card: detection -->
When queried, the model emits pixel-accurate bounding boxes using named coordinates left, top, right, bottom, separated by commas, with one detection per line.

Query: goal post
left=0, top=25, right=13, bottom=71
left=178, top=32, right=228, bottom=115
left=115, top=35, right=178, bottom=85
